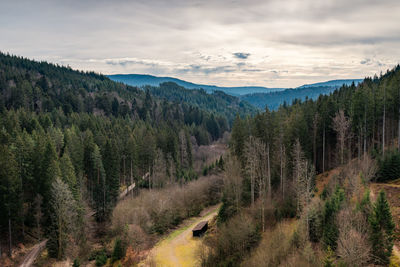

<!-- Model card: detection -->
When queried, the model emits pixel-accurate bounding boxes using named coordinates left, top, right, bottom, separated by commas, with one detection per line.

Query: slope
left=108, top=73, right=284, bottom=96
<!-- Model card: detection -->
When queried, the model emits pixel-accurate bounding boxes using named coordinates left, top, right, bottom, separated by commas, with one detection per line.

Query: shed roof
left=192, top=221, right=208, bottom=231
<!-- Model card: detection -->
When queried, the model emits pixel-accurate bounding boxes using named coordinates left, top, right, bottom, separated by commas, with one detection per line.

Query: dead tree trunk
left=8, top=206, right=12, bottom=257
left=322, top=125, right=326, bottom=172
left=398, top=84, right=400, bottom=151
left=383, top=86, right=386, bottom=156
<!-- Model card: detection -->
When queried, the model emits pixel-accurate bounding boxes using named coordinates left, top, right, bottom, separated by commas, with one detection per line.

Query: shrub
left=112, top=175, right=223, bottom=236
left=322, top=187, right=345, bottom=250
left=95, top=250, right=107, bottom=266
left=202, top=214, right=260, bottom=266
left=112, top=238, right=125, bottom=263
left=376, top=150, right=400, bottom=182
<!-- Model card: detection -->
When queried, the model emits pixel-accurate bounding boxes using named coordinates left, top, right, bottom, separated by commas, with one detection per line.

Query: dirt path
left=19, top=239, right=47, bottom=267
left=140, top=204, right=221, bottom=267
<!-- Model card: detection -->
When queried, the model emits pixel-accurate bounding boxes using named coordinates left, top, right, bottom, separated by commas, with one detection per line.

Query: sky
left=1, top=0, right=400, bottom=88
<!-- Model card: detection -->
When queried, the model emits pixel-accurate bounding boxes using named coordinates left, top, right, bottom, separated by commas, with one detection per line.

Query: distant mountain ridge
left=108, top=74, right=362, bottom=110
left=298, top=79, right=363, bottom=89
left=108, top=74, right=285, bottom=96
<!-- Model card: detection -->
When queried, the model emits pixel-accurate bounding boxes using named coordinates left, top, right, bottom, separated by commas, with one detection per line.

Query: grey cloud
left=273, top=33, right=400, bottom=47
left=233, top=52, right=251, bottom=59
left=360, top=58, right=372, bottom=65
left=360, top=58, right=384, bottom=67
left=105, top=59, right=159, bottom=67
left=178, top=64, right=236, bottom=75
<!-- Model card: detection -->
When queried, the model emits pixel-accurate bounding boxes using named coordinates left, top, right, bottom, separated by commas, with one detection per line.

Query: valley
left=1, top=44, right=400, bottom=267
left=1, top=0, right=400, bottom=266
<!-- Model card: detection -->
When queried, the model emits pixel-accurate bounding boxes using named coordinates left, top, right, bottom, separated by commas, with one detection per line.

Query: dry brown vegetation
left=241, top=219, right=323, bottom=267
left=200, top=213, right=260, bottom=267
left=192, top=142, right=227, bottom=173
left=336, top=208, right=371, bottom=266
left=111, top=175, right=223, bottom=262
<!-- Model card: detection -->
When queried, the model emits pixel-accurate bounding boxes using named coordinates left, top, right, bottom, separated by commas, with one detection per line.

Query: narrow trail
left=141, top=204, right=221, bottom=267
left=19, top=239, right=47, bottom=267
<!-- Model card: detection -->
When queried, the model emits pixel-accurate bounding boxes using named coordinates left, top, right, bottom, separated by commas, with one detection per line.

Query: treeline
left=202, top=65, right=400, bottom=266
left=0, top=52, right=231, bottom=259
left=145, top=82, right=257, bottom=124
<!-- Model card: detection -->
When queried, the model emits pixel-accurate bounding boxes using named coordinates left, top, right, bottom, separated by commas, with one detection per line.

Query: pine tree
left=369, top=190, right=395, bottom=265
left=103, top=141, right=120, bottom=216
left=231, top=114, right=247, bottom=164
left=0, top=145, right=21, bottom=256
left=322, top=187, right=345, bottom=250
left=60, top=152, right=78, bottom=199
left=91, top=144, right=106, bottom=221
left=112, top=238, right=125, bottom=262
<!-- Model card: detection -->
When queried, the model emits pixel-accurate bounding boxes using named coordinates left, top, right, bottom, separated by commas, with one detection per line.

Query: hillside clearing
left=140, top=204, right=221, bottom=267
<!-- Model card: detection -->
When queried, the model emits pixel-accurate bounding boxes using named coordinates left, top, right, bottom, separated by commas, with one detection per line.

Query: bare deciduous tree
left=224, top=155, right=243, bottom=211
left=313, top=113, right=319, bottom=168
left=293, top=139, right=314, bottom=222
left=244, top=136, right=258, bottom=206
left=152, top=149, right=167, bottom=189
left=179, top=130, right=188, bottom=168
left=333, top=110, right=351, bottom=165
left=337, top=208, right=371, bottom=266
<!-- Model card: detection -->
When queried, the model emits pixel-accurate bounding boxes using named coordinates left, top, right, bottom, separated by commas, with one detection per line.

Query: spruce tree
left=102, top=141, right=120, bottom=217
left=369, top=190, right=395, bottom=265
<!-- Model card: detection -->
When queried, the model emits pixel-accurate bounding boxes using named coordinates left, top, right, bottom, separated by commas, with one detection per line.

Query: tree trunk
left=322, top=126, right=325, bottom=172
left=280, top=142, right=285, bottom=199
left=123, top=155, right=126, bottom=186
left=364, top=102, right=367, bottom=159
left=8, top=206, right=12, bottom=257
left=267, top=143, right=271, bottom=202
left=130, top=160, right=133, bottom=198
left=398, top=85, right=400, bottom=151
left=313, top=114, right=318, bottom=169
left=383, top=86, right=386, bottom=156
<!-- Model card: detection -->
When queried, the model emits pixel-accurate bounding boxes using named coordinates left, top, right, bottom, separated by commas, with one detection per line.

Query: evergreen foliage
left=112, top=238, right=125, bottom=263
left=376, top=150, right=400, bottom=182
left=369, top=190, right=395, bottom=265
left=322, top=187, right=345, bottom=250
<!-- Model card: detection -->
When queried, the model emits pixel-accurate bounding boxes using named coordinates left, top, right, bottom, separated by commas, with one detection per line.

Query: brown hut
left=192, top=221, right=208, bottom=237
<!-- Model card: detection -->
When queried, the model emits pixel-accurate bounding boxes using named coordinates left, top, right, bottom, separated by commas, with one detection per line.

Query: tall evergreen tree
left=369, top=190, right=395, bottom=265
left=0, top=145, right=21, bottom=256
left=102, top=141, right=120, bottom=217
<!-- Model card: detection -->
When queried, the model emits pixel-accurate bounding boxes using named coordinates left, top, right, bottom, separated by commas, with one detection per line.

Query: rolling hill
left=108, top=74, right=285, bottom=96
left=108, top=74, right=362, bottom=110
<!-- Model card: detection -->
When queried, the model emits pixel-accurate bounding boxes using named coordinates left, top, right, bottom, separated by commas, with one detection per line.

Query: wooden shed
left=192, top=221, right=208, bottom=237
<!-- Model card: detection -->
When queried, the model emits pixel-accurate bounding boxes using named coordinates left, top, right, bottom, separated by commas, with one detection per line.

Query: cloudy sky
left=1, top=0, right=400, bottom=87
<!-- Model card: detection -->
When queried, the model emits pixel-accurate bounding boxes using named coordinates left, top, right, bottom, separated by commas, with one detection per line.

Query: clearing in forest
left=140, top=204, right=220, bottom=267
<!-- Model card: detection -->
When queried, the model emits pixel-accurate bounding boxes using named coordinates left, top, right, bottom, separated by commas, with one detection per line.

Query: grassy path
left=140, top=204, right=220, bottom=267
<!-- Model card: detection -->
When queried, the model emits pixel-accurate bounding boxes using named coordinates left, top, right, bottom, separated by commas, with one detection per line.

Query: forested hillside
left=108, top=73, right=283, bottom=96
left=144, top=82, right=257, bottom=123
left=201, top=65, right=400, bottom=266
left=0, top=52, right=233, bottom=261
left=240, top=79, right=362, bottom=110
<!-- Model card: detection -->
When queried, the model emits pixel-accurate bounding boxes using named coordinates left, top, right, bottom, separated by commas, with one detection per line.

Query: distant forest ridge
left=108, top=74, right=362, bottom=110
left=108, top=74, right=286, bottom=96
